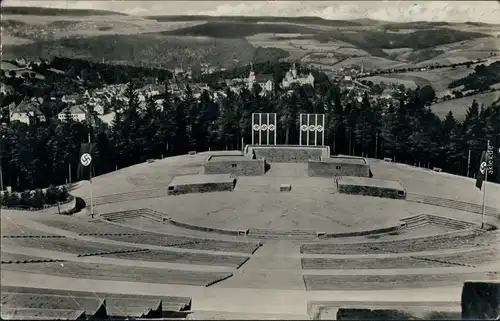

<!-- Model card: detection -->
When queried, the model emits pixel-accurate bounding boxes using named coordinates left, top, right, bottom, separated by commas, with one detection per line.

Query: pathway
left=212, top=240, right=305, bottom=290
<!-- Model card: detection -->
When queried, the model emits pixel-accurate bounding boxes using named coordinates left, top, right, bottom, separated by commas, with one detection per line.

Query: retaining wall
left=164, top=217, right=247, bottom=236
left=204, top=155, right=266, bottom=176
left=167, top=178, right=237, bottom=195
left=338, top=183, right=406, bottom=200
left=308, top=156, right=370, bottom=177
left=244, top=145, right=329, bottom=163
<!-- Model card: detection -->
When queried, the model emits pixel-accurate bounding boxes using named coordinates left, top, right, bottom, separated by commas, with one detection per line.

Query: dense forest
left=449, top=62, right=500, bottom=91
left=1, top=76, right=499, bottom=192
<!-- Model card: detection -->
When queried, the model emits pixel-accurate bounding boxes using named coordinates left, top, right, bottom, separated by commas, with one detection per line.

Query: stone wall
left=244, top=145, right=329, bottom=163
left=59, top=196, right=77, bottom=213
left=461, top=281, right=500, bottom=320
left=338, top=183, right=406, bottom=200
left=204, top=156, right=266, bottom=176
left=167, top=180, right=237, bottom=196
left=308, top=158, right=370, bottom=178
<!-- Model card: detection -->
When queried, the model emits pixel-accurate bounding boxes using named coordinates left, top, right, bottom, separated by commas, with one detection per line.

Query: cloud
left=192, top=1, right=499, bottom=23
left=2, top=0, right=499, bottom=23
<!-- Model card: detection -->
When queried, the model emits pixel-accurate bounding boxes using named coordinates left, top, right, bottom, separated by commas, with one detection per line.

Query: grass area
left=363, top=66, right=475, bottom=94
left=358, top=75, right=420, bottom=89
left=429, top=91, right=500, bottom=120
left=333, top=56, right=408, bottom=70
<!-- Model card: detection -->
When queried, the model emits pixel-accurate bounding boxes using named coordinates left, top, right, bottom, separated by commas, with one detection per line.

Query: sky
left=2, top=1, right=500, bottom=23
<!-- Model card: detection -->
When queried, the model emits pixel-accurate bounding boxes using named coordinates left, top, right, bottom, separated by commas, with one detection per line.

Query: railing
left=82, top=188, right=166, bottom=206
left=406, top=193, right=500, bottom=217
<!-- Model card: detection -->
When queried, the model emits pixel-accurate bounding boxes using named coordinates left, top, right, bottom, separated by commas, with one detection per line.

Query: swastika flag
left=252, top=113, right=277, bottom=145
left=299, top=113, right=325, bottom=146
left=77, top=142, right=96, bottom=181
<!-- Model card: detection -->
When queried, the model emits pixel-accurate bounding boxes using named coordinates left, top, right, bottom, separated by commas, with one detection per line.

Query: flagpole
left=88, top=133, right=94, bottom=218
left=481, top=140, right=489, bottom=229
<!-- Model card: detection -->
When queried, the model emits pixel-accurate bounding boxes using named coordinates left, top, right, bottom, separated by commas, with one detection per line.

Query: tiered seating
left=1, top=308, right=86, bottom=320
left=174, top=239, right=260, bottom=254
left=301, top=256, right=456, bottom=270
left=2, top=261, right=233, bottom=286
left=1, top=286, right=192, bottom=319
left=400, top=214, right=430, bottom=229
left=406, top=193, right=500, bottom=217
left=438, top=248, right=498, bottom=266
left=99, top=209, right=143, bottom=222
left=99, top=208, right=167, bottom=223
left=141, top=208, right=169, bottom=222
left=1, top=293, right=105, bottom=316
left=1, top=251, right=64, bottom=264
left=247, top=228, right=317, bottom=240
left=400, top=214, right=481, bottom=231
left=1, top=236, right=139, bottom=255
left=39, top=218, right=148, bottom=235
left=39, top=217, right=260, bottom=254
left=425, top=215, right=481, bottom=232
left=303, top=271, right=491, bottom=291
left=83, top=188, right=166, bottom=206
left=301, top=248, right=498, bottom=270
left=1, top=220, right=61, bottom=237
left=301, top=230, right=498, bottom=254
left=103, top=249, right=250, bottom=268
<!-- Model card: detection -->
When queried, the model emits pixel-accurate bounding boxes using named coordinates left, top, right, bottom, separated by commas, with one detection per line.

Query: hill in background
left=2, top=9, right=499, bottom=116
left=1, top=6, right=127, bottom=16
left=2, top=14, right=494, bottom=68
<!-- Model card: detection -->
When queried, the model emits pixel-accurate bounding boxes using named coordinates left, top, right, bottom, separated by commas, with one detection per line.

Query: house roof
left=11, top=100, right=44, bottom=116
left=60, top=104, right=87, bottom=114
left=255, top=74, right=274, bottom=83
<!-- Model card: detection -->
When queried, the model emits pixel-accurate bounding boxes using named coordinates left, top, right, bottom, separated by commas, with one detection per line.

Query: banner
left=487, top=143, right=494, bottom=175
left=77, top=143, right=96, bottom=181
left=299, top=113, right=325, bottom=146
left=252, top=113, right=277, bottom=145
left=475, top=151, right=487, bottom=190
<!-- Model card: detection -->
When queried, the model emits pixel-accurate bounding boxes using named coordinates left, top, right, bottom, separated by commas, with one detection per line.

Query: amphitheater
left=1, top=145, right=499, bottom=320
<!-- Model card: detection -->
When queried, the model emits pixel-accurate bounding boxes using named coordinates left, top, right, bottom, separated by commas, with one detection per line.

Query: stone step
left=249, top=229, right=317, bottom=236
left=101, top=212, right=141, bottom=219
left=405, top=221, right=431, bottom=229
